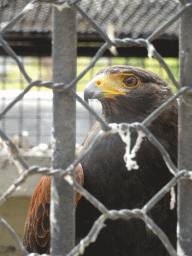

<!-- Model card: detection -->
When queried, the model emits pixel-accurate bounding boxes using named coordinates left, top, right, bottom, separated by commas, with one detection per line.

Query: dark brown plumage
left=23, top=65, right=178, bottom=256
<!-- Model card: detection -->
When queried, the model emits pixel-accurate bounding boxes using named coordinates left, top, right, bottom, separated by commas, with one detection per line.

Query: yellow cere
left=94, top=73, right=140, bottom=100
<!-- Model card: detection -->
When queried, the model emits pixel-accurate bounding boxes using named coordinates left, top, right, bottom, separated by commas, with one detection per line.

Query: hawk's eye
left=123, top=76, right=137, bottom=87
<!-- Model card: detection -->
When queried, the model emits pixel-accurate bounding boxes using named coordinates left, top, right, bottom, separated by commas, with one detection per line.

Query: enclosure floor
left=0, top=196, right=31, bottom=256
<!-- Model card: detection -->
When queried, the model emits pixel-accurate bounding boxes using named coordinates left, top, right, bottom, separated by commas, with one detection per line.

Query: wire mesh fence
left=0, top=0, right=180, bottom=39
left=0, top=0, right=191, bottom=255
left=0, top=56, right=179, bottom=148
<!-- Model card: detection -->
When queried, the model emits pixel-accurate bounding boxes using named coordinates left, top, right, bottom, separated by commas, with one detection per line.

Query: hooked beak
left=84, top=80, right=103, bottom=103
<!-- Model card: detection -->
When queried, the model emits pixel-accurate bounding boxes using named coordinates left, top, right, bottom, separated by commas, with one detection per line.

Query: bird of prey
left=23, top=65, right=178, bottom=256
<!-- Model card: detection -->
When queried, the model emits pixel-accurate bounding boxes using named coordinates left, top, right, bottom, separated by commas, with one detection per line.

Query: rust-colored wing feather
left=23, top=163, right=84, bottom=254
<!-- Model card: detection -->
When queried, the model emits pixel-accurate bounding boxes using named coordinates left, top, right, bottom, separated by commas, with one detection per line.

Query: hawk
left=23, top=65, right=178, bottom=256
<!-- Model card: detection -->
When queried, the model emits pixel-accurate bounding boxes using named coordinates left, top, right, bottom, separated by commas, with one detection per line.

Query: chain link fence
left=0, top=0, right=192, bottom=255
left=0, top=55, right=179, bottom=148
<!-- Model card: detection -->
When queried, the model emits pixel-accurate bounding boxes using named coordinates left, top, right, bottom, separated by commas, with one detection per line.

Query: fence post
left=177, top=2, right=192, bottom=256
left=51, top=4, right=76, bottom=255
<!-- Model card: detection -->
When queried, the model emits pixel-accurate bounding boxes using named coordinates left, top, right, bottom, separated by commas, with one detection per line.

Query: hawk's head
left=84, top=65, right=178, bottom=161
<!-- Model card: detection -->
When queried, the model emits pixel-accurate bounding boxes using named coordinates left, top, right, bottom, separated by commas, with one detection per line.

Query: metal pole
left=177, top=2, right=192, bottom=256
left=51, top=4, right=76, bottom=255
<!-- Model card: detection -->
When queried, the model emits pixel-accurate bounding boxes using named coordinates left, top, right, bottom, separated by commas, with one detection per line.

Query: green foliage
left=0, top=57, right=179, bottom=93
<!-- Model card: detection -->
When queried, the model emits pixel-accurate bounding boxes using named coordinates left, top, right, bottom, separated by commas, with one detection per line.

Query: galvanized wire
left=0, top=0, right=191, bottom=255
